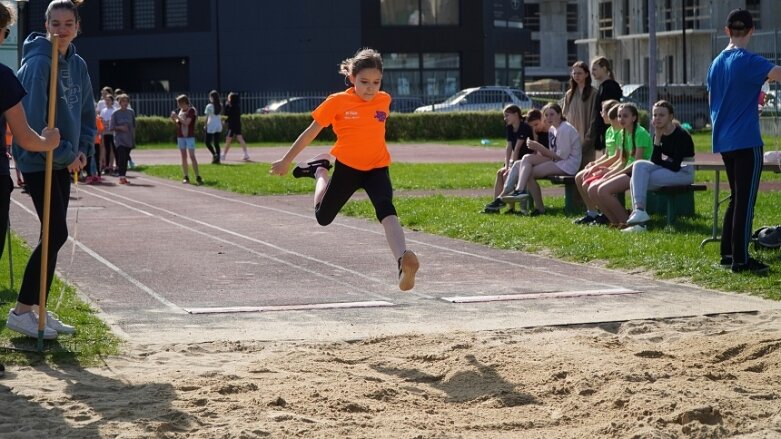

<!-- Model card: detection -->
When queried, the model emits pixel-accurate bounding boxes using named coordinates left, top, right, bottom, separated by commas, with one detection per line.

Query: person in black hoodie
left=589, top=56, right=623, bottom=153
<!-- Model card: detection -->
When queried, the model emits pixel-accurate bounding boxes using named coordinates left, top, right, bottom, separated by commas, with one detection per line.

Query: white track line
left=442, top=288, right=641, bottom=303
left=11, top=197, right=184, bottom=313
left=78, top=187, right=397, bottom=302
left=131, top=175, right=629, bottom=291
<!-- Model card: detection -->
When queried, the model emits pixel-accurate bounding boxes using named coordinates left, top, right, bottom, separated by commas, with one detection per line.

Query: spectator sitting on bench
left=482, top=105, right=535, bottom=214
left=486, top=109, right=550, bottom=214
left=622, top=100, right=695, bottom=232
left=573, top=100, right=623, bottom=225
left=500, top=102, right=582, bottom=215
left=591, top=102, right=652, bottom=227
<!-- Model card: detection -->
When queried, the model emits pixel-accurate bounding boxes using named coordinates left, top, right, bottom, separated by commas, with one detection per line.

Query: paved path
left=9, top=147, right=781, bottom=345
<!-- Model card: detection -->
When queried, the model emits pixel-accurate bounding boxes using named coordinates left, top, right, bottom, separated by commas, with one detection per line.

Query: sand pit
left=2, top=311, right=780, bottom=438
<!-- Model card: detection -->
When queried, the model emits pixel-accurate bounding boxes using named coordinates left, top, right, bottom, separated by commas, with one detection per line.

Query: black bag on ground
left=752, top=226, right=781, bottom=249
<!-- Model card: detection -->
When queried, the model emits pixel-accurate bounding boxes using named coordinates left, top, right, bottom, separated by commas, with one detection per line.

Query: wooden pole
left=37, top=34, right=59, bottom=351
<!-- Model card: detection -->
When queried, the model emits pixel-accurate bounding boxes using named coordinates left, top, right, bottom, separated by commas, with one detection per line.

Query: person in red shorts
left=270, top=48, right=419, bottom=291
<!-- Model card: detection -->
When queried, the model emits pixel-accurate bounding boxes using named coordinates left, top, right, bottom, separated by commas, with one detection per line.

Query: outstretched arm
left=270, top=120, right=324, bottom=176
left=5, top=103, right=59, bottom=152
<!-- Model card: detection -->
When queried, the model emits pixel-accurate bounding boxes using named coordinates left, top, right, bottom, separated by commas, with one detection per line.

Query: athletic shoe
left=212, top=155, right=220, bottom=164
left=398, top=250, right=419, bottom=292
left=6, top=310, right=58, bottom=339
left=482, top=198, right=505, bottom=213
left=196, top=175, right=204, bottom=185
left=626, top=209, right=651, bottom=225
left=243, top=155, right=251, bottom=161
left=118, top=177, right=129, bottom=185
left=529, top=209, right=543, bottom=217
left=182, top=176, right=190, bottom=184
left=220, top=154, right=226, bottom=161
left=590, top=214, right=609, bottom=226
left=621, top=224, right=647, bottom=233
left=500, top=190, right=528, bottom=203
left=731, top=258, right=770, bottom=275
left=293, top=159, right=332, bottom=179
left=574, top=214, right=596, bottom=225
left=40, top=311, right=76, bottom=335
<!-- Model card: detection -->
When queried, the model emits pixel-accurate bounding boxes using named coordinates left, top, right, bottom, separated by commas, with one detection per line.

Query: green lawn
left=140, top=161, right=781, bottom=301
left=0, top=236, right=121, bottom=366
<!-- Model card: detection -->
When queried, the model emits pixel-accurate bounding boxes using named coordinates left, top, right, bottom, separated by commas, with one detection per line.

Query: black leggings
left=17, top=168, right=71, bottom=306
left=116, top=146, right=132, bottom=177
left=316, top=160, right=397, bottom=226
left=204, top=132, right=221, bottom=157
left=720, top=146, right=764, bottom=265
left=0, top=176, right=12, bottom=260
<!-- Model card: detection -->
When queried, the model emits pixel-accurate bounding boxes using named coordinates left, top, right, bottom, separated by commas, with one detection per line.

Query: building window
left=622, top=0, right=630, bottom=34
left=383, top=53, right=460, bottom=98
left=164, top=0, right=188, bottom=28
left=495, top=53, right=523, bottom=88
left=525, top=40, right=541, bottom=67
left=567, top=40, right=578, bottom=66
left=684, top=0, right=708, bottom=30
left=746, top=0, right=761, bottom=29
left=663, top=0, right=673, bottom=31
left=101, top=0, right=124, bottom=31
left=524, top=3, right=540, bottom=32
left=566, top=3, right=578, bottom=32
left=133, top=0, right=156, bottom=29
left=598, top=1, right=613, bottom=38
left=381, top=0, right=459, bottom=26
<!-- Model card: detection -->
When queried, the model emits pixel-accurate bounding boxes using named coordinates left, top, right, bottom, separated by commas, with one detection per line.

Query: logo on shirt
left=374, top=111, right=388, bottom=122
left=345, top=110, right=359, bottom=120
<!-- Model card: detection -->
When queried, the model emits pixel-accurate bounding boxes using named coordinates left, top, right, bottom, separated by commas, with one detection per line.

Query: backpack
left=752, top=226, right=781, bottom=249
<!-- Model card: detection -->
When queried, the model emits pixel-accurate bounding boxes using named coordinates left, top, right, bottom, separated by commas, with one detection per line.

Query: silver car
left=414, top=86, right=533, bottom=113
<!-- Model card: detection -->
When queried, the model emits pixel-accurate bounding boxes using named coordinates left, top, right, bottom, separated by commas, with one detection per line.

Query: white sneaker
left=621, top=224, right=648, bottom=233
left=6, top=310, right=58, bottom=339
left=42, top=311, right=76, bottom=335
left=220, top=154, right=226, bottom=161
left=626, top=209, right=651, bottom=225
left=242, top=155, right=251, bottom=161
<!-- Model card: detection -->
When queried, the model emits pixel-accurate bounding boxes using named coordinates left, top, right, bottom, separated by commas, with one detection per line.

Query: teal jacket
left=13, top=33, right=96, bottom=173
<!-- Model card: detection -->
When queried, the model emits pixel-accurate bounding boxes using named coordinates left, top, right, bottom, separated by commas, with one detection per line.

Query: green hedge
left=136, top=111, right=650, bottom=144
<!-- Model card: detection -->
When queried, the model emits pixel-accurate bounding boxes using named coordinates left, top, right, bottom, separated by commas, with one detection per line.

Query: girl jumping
left=270, top=48, right=419, bottom=291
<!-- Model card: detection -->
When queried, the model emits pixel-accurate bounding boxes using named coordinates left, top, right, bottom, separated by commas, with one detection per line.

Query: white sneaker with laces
left=621, top=224, right=648, bottom=233
left=6, top=310, right=58, bottom=339
left=42, top=311, right=76, bottom=335
left=626, top=209, right=651, bottom=225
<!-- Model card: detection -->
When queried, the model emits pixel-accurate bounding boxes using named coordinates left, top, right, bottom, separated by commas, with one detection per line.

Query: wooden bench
left=646, top=184, right=707, bottom=226
left=547, top=175, right=585, bottom=215
left=547, top=175, right=706, bottom=224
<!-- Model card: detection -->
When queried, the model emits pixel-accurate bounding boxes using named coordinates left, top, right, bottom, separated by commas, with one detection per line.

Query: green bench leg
left=647, top=191, right=696, bottom=226
left=563, top=184, right=586, bottom=215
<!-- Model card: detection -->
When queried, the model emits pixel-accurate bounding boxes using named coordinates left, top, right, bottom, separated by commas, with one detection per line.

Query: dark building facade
left=20, top=0, right=529, bottom=99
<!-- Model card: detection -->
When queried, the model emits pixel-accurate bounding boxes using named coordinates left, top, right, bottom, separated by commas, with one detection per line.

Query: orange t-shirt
left=312, top=88, right=391, bottom=171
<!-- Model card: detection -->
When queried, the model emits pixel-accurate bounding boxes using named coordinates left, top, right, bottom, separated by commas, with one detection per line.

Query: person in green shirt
left=590, top=103, right=652, bottom=227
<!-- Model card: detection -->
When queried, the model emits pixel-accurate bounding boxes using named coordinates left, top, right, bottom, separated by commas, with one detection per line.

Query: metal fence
left=127, top=90, right=464, bottom=117
left=129, top=91, right=336, bottom=117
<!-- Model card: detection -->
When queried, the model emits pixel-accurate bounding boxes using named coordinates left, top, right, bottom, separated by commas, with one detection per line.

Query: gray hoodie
left=12, top=32, right=96, bottom=173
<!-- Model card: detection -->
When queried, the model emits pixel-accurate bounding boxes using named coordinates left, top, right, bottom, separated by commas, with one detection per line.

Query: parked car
left=256, top=96, right=324, bottom=114
left=390, top=96, right=424, bottom=113
left=413, top=86, right=533, bottom=113
left=621, top=84, right=711, bottom=129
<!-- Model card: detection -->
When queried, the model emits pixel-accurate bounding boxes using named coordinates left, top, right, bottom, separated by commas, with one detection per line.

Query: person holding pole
left=707, top=8, right=781, bottom=274
left=6, top=0, right=94, bottom=340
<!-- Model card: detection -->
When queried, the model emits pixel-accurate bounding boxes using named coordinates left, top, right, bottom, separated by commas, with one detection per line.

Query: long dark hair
left=46, top=0, right=83, bottom=23
left=619, top=103, right=639, bottom=157
left=566, top=61, right=593, bottom=105
left=209, top=90, right=222, bottom=115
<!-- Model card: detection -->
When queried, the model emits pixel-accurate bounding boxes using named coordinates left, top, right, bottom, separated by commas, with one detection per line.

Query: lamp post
left=16, top=0, right=28, bottom=69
